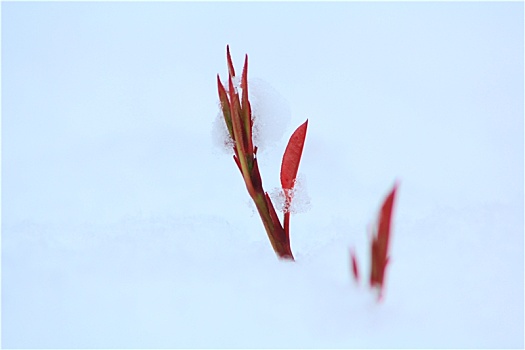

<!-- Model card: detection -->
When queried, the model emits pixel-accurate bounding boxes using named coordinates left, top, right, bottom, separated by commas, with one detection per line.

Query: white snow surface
left=2, top=2, right=524, bottom=349
left=3, top=206, right=523, bottom=348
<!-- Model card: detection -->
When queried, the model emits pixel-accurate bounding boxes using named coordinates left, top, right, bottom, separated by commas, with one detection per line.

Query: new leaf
left=280, top=120, right=308, bottom=236
left=280, top=120, right=308, bottom=191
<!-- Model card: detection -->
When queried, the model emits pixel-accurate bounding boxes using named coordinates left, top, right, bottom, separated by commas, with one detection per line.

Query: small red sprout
left=351, top=183, right=399, bottom=301
left=370, top=183, right=399, bottom=298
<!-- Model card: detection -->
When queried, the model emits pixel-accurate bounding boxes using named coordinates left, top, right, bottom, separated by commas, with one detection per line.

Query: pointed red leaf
left=377, top=183, right=398, bottom=247
left=241, top=54, right=249, bottom=92
left=265, top=192, right=294, bottom=260
left=241, top=54, right=253, bottom=154
left=350, top=248, right=360, bottom=283
left=370, top=182, right=399, bottom=296
left=226, top=45, right=235, bottom=78
left=233, top=154, right=242, bottom=173
left=265, top=193, right=285, bottom=242
left=280, top=120, right=308, bottom=191
left=228, top=74, right=246, bottom=155
left=250, top=156, right=263, bottom=194
left=217, top=75, right=233, bottom=138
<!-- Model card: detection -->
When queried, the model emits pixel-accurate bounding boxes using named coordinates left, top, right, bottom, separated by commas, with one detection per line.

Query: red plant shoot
left=370, top=182, right=399, bottom=299
left=350, top=183, right=399, bottom=301
left=217, top=46, right=308, bottom=260
left=218, top=47, right=399, bottom=303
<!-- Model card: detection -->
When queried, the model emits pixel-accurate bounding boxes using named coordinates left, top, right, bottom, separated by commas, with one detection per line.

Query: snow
left=271, top=174, right=312, bottom=214
left=2, top=2, right=524, bottom=349
left=249, top=78, right=292, bottom=152
left=3, top=206, right=522, bottom=348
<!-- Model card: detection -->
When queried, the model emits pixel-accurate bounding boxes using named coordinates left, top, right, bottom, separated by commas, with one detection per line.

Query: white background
left=2, top=2, right=523, bottom=348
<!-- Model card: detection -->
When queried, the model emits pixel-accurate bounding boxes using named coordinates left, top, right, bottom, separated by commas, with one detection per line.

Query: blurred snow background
left=2, top=2, right=523, bottom=348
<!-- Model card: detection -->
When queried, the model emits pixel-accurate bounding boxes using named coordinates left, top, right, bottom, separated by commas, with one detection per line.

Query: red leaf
left=280, top=120, right=308, bottom=191
left=250, top=156, right=263, bottom=194
left=265, top=193, right=294, bottom=260
left=228, top=74, right=246, bottom=155
left=377, top=183, right=398, bottom=260
left=233, top=154, right=242, bottom=173
left=226, top=45, right=235, bottom=78
left=241, top=54, right=253, bottom=154
left=241, top=54, right=249, bottom=92
left=370, top=182, right=399, bottom=296
left=217, top=75, right=233, bottom=139
left=350, top=248, right=360, bottom=283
